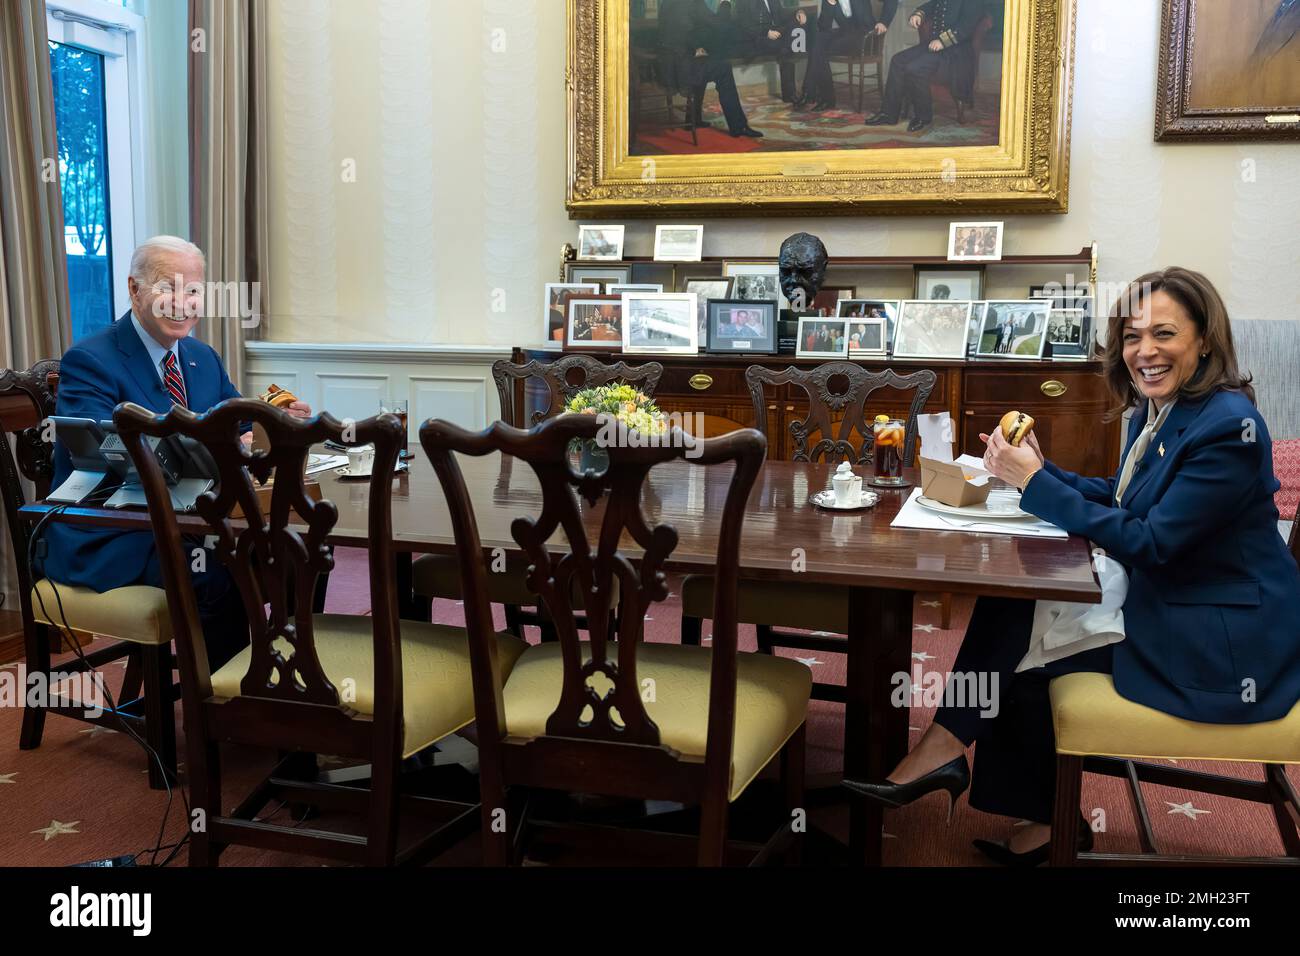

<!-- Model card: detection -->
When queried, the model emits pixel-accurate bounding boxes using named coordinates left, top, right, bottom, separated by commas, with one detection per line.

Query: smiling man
left=41, top=236, right=312, bottom=667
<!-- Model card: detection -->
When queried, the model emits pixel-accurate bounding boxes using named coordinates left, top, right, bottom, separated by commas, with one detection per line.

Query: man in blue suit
left=41, top=236, right=311, bottom=667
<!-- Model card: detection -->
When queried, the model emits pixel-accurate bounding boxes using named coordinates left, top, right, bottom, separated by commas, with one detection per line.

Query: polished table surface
left=23, top=451, right=1100, bottom=865
left=22, top=453, right=1101, bottom=601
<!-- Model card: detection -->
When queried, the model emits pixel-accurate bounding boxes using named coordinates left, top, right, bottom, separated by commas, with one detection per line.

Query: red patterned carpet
left=0, top=547, right=1292, bottom=866
left=633, top=80, right=1001, bottom=155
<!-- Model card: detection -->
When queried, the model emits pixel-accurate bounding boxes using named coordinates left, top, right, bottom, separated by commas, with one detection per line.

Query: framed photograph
left=576, top=224, right=625, bottom=261
left=947, top=222, right=1004, bottom=261
left=796, top=318, right=849, bottom=359
left=893, top=300, right=975, bottom=360
left=621, top=292, right=699, bottom=354
left=683, top=276, right=734, bottom=341
left=1030, top=284, right=1093, bottom=316
left=706, top=300, right=778, bottom=355
left=654, top=224, right=704, bottom=262
left=915, top=266, right=984, bottom=301
left=811, top=286, right=855, bottom=316
left=564, top=296, right=624, bottom=351
left=1156, top=0, right=1300, bottom=141
left=607, top=283, right=663, bottom=296
left=838, top=299, right=899, bottom=351
left=723, top=261, right=785, bottom=308
left=570, top=0, right=1077, bottom=216
left=543, top=282, right=600, bottom=345
left=975, top=300, right=1050, bottom=359
left=568, top=264, right=633, bottom=290
left=1046, top=308, right=1090, bottom=360
left=846, top=317, right=887, bottom=357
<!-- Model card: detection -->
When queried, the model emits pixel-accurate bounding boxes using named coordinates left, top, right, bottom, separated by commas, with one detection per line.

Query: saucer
left=867, top=477, right=913, bottom=490
left=334, top=461, right=409, bottom=481
left=809, top=489, right=879, bottom=512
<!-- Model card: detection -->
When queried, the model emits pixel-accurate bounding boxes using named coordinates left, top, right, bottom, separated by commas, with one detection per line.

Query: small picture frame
left=683, top=276, right=734, bottom=342
left=543, top=282, right=600, bottom=345
left=893, top=300, right=975, bottom=360
left=1046, top=308, right=1090, bottom=360
left=915, top=265, right=984, bottom=301
left=706, top=299, right=778, bottom=354
left=564, top=295, right=624, bottom=351
left=622, top=292, right=699, bottom=354
left=846, top=317, right=888, bottom=356
left=576, top=224, right=625, bottom=261
left=723, top=260, right=786, bottom=308
left=947, top=221, right=1004, bottom=262
left=607, top=283, right=663, bottom=296
left=975, top=300, right=1050, bottom=359
left=653, top=224, right=704, bottom=262
left=810, top=286, right=855, bottom=316
left=796, top=317, right=849, bottom=359
left=568, top=264, right=634, bottom=290
left=838, top=299, right=899, bottom=352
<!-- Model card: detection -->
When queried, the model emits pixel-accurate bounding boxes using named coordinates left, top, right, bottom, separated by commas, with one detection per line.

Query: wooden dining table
left=22, top=450, right=1101, bottom=865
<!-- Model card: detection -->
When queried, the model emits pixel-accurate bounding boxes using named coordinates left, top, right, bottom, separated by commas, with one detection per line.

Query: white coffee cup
left=346, top=444, right=375, bottom=475
left=832, top=460, right=862, bottom=508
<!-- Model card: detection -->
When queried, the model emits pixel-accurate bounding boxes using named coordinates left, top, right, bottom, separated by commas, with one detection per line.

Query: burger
left=999, top=410, right=1035, bottom=447
left=260, top=384, right=299, bottom=410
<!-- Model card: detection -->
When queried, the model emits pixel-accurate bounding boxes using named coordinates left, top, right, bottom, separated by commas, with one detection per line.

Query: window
left=46, top=0, right=143, bottom=342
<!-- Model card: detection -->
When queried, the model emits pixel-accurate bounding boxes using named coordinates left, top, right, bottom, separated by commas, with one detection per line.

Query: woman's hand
left=909, top=12, right=923, bottom=28
left=1023, top=429, right=1045, bottom=465
left=978, top=427, right=1042, bottom=489
left=286, top=400, right=312, bottom=419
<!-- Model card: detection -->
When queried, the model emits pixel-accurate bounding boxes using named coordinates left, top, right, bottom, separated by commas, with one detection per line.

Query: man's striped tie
left=161, top=351, right=187, bottom=408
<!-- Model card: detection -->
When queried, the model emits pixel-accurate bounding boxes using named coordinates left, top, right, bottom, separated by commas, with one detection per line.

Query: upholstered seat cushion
left=1051, top=672, right=1300, bottom=764
left=412, top=553, right=618, bottom=610
left=31, top=580, right=171, bottom=645
left=211, top=614, right=528, bottom=758
left=681, top=574, right=849, bottom=634
left=502, top=641, right=812, bottom=800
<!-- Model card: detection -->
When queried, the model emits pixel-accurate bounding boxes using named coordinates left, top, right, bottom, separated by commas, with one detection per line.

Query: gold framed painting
left=567, top=0, right=1077, bottom=217
left=1155, top=0, right=1300, bottom=141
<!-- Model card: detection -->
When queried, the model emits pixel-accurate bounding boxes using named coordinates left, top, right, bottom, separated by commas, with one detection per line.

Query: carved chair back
left=112, top=398, right=404, bottom=759
left=745, top=362, right=936, bottom=465
left=492, top=355, right=664, bottom=427
left=420, top=413, right=766, bottom=840
left=0, top=361, right=60, bottom=625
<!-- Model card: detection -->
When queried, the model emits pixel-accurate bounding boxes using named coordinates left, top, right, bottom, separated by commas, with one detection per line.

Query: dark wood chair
left=0, top=361, right=179, bottom=789
left=113, top=398, right=526, bottom=864
left=680, top=362, right=937, bottom=704
left=916, top=12, right=995, bottom=124
left=829, top=29, right=885, bottom=114
left=1048, top=498, right=1300, bottom=867
left=412, top=355, right=663, bottom=640
left=421, top=413, right=809, bottom=866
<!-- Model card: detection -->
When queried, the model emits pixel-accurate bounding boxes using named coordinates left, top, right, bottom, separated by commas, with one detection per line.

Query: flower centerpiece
left=563, top=383, right=668, bottom=471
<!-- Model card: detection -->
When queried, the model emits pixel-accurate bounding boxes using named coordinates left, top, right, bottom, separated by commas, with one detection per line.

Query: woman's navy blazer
left=1022, top=387, right=1300, bottom=724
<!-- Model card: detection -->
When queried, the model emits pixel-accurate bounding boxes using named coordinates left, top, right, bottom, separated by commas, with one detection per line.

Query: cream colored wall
left=263, top=0, right=1300, bottom=347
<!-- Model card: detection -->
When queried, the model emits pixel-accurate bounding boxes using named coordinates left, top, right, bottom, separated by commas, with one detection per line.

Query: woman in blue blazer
left=844, top=267, right=1300, bottom=864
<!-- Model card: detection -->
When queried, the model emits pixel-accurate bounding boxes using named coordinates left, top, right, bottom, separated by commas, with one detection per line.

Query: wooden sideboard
left=513, top=349, right=1123, bottom=477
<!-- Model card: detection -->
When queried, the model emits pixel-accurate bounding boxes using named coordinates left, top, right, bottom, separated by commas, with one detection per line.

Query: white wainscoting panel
left=243, top=344, right=510, bottom=440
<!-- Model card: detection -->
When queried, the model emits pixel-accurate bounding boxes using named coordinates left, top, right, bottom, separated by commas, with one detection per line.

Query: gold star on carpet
left=78, top=726, right=117, bottom=738
left=0, top=772, right=17, bottom=784
left=920, top=600, right=941, bottom=608
left=32, top=820, right=80, bottom=841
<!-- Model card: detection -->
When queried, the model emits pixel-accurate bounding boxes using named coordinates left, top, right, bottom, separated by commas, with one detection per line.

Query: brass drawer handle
left=1040, top=379, right=1068, bottom=398
left=689, top=374, right=713, bottom=391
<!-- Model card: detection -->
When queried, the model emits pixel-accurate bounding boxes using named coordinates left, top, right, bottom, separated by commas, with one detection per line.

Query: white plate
left=914, top=491, right=1028, bottom=520
left=334, top=462, right=409, bottom=480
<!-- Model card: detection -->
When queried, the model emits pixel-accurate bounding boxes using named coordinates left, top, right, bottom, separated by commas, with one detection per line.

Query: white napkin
left=1018, top=554, right=1127, bottom=671
left=890, top=487, right=1069, bottom=538
left=917, top=413, right=955, bottom=461
left=305, top=454, right=349, bottom=476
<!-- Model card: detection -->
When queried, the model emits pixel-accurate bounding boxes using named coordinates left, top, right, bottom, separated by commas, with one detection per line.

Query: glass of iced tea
left=872, top=415, right=906, bottom=485
left=381, top=399, right=410, bottom=457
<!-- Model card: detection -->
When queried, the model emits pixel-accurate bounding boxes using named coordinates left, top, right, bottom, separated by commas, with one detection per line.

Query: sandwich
left=260, top=384, right=299, bottom=410
left=999, top=410, right=1035, bottom=447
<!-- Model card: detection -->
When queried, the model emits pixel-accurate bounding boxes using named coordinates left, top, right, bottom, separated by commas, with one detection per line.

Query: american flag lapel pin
left=1158, top=442, right=1165, bottom=457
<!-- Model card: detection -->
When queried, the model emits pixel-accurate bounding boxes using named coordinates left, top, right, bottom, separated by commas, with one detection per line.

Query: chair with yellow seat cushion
left=681, top=363, right=938, bottom=705
left=211, top=613, right=525, bottom=759
left=1048, top=672, right=1300, bottom=865
left=2, top=361, right=180, bottom=790
left=422, top=411, right=806, bottom=866
left=115, top=398, right=501, bottom=866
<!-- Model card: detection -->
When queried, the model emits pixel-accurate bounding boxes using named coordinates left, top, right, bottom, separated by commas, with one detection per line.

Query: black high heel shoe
left=841, top=754, right=970, bottom=823
left=972, top=814, right=1093, bottom=867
